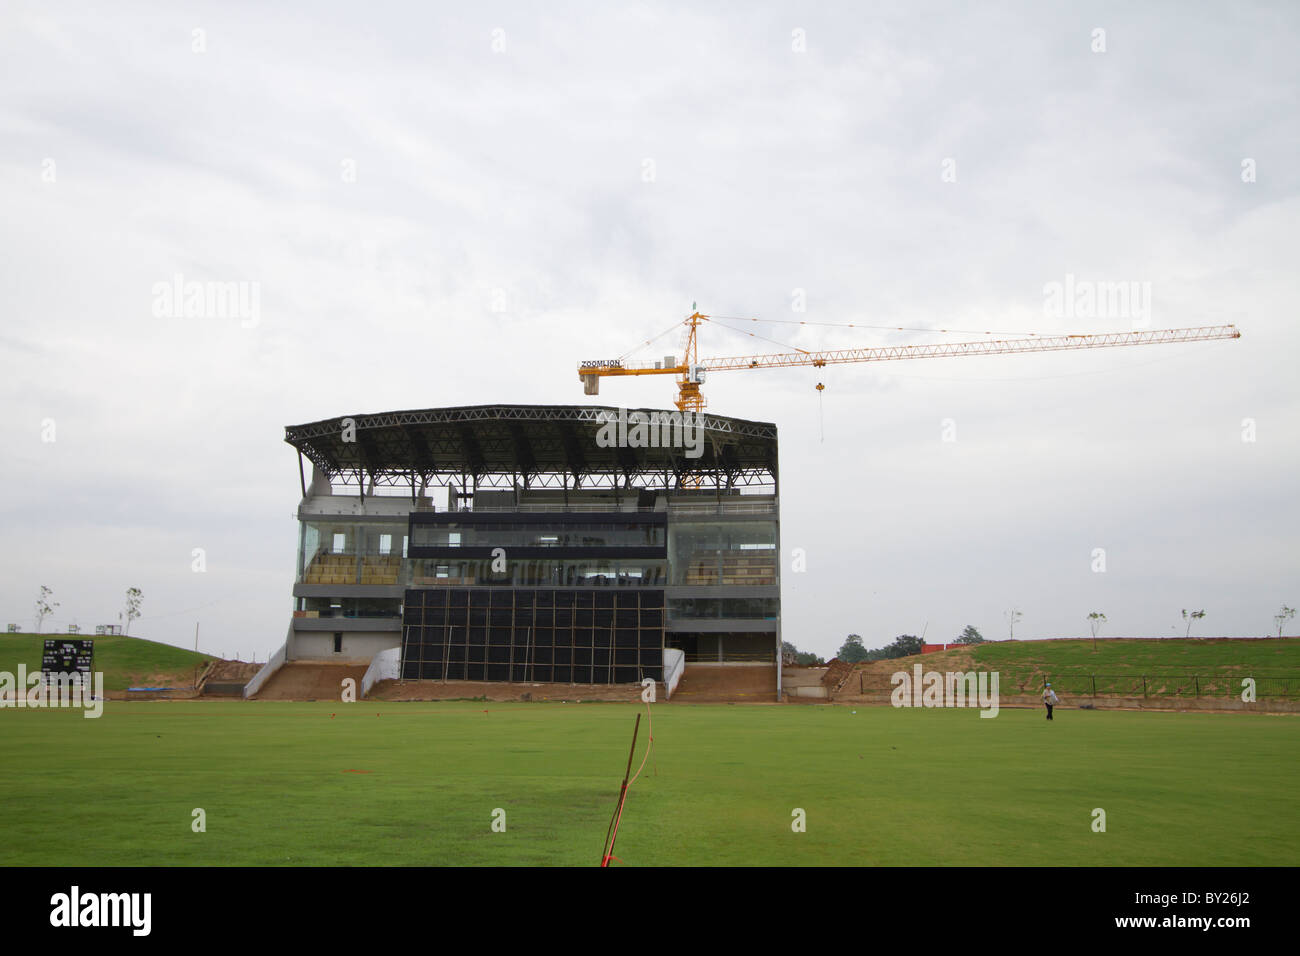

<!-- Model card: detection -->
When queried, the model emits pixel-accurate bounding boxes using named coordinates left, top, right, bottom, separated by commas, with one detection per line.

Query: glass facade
left=297, top=501, right=780, bottom=671
left=297, top=596, right=402, bottom=619
left=410, top=519, right=665, bottom=551
left=667, top=597, right=778, bottom=620
left=298, top=513, right=777, bottom=592
left=409, top=557, right=667, bottom=588
left=667, top=517, right=778, bottom=586
left=666, top=631, right=776, bottom=662
left=298, top=519, right=408, bottom=584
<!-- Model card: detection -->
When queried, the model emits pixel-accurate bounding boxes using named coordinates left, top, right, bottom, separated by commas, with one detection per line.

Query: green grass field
left=923, top=637, right=1300, bottom=697
left=0, top=634, right=213, bottom=692
left=0, top=699, right=1294, bottom=866
left=965, top=635, right=1299, bottom=671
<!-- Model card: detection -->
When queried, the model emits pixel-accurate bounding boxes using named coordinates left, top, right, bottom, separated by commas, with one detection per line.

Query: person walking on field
left=1043, top=682, right=1059, bottom=720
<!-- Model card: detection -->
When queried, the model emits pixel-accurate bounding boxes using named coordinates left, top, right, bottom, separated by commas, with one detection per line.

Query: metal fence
left=1037, top=674, right=1300, bottom=699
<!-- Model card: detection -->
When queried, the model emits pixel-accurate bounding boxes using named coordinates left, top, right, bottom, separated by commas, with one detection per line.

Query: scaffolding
left=402, top=588, right=665, bottom=684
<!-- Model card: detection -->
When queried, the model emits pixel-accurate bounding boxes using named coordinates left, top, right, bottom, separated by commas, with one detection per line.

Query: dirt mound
left=820, top=658, right=854, bottom=693
left=830, top=650, right=980, bottom=701
left=252, top=662, right=368, bottom=701
left=206, top=660, right=262, bottom=681
left=672, top=664, right=777, bottom=702
left=195, top=659, right=263, bottom=697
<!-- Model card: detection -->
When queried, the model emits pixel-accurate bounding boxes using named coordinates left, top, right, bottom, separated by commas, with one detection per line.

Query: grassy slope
left=917, top=638, right=1300, bottom=696
left=0, top=634, right=214, bottom=691
left=0, top=700, right=1294, bottom=866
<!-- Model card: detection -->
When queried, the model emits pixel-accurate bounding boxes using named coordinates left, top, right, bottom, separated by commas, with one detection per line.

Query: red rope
left=601, top=701, right=654, bottom=866
left=627, top=699, right=653, bottom=787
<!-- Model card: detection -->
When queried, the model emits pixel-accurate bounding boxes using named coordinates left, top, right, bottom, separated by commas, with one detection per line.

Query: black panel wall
left=402, top=588, right=664, bottom=684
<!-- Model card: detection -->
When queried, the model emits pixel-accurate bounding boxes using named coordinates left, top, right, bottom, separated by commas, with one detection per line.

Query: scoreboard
left=42, top=639, right=94, bottom=682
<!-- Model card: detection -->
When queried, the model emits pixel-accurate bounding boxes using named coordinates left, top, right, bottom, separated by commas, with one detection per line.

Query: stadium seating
left=360, top=555, right=401, bottom=585
left=302, top=552, right=401, bottom=586
left=683, top=551, right=777, bottom=586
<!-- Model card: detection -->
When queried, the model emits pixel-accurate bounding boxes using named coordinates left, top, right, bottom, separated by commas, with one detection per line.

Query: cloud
left=1, top=2, right=1296, bottom=655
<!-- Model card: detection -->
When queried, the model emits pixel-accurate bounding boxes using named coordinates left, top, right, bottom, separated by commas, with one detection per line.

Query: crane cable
left=704, top=316, right=814, bottom=355
left=627, top=695, right=654, bottom=786
left=818, top=380, right=825, bottom=442
left=617, top=313, right=1044, bottom=367
left=616, top=319, right=689, bottom=363
left=616, top=313, right=1046, bottom=369
left=708, top=314, right=1045, bottom=338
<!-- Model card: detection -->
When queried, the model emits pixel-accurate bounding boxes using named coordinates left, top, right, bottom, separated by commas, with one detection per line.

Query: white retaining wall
left=244, top=628, right=289, bottom=699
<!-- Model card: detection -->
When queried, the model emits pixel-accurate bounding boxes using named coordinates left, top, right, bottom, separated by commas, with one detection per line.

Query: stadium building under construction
left=276, top=404, right=782, bottom=698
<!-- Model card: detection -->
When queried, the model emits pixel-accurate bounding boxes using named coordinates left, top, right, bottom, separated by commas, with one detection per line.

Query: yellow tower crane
left=578, top=310, right=1241, bottom=412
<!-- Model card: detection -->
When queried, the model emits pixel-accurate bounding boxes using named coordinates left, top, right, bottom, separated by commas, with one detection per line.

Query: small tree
left=1181, top=608, right=1205, bottom=638
left=35, top=585, right=59, bottom=634
left=782, top=642, right=825, bottom=666
left=954, top=625, right=986, bottom=645
left=1274, top=605, right=1295, bottom=638
left=1005, top=608, right=1022, bottom=640
left=123, top=587, right=143, bottom=636
left=1087, top=612, right=1107, bottom=651
left=885, top=634, right=924, bottom=659
left=837, top=634, right=869, bottom=663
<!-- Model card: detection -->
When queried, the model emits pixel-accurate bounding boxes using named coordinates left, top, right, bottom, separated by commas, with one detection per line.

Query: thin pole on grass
left=601, top=712, right=641, bottom=867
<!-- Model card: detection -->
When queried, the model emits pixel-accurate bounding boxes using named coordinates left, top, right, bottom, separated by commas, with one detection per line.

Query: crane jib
left=577, top=318, right=1239, bottom=407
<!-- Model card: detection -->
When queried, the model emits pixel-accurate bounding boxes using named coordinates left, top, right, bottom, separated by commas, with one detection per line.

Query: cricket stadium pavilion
left=272, top=404, right=782, bottom=699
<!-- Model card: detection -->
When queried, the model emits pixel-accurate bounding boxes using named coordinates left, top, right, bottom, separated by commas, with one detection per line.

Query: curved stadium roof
left=284, top=404, right=778, bottom=491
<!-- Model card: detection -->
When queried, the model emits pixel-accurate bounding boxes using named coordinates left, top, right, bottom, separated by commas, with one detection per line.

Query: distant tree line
left=783, top=605, right=1298, bottom=666
left=785, top=626, right=992, bottom=666
left=835, top=633, right=925, bottom=662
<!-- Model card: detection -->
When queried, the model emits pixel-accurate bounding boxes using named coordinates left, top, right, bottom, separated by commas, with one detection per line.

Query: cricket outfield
left=0, top=699, right=1293, bottom=866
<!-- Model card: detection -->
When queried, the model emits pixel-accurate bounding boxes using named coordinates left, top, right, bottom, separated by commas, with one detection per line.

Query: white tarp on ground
left=663, top=647, right=685, bottom=699
left=361, top=646, right=402, bottom=698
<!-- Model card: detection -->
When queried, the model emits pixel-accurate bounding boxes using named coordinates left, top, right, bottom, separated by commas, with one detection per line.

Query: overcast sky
left=2, top=1, right=1297, bottom=661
